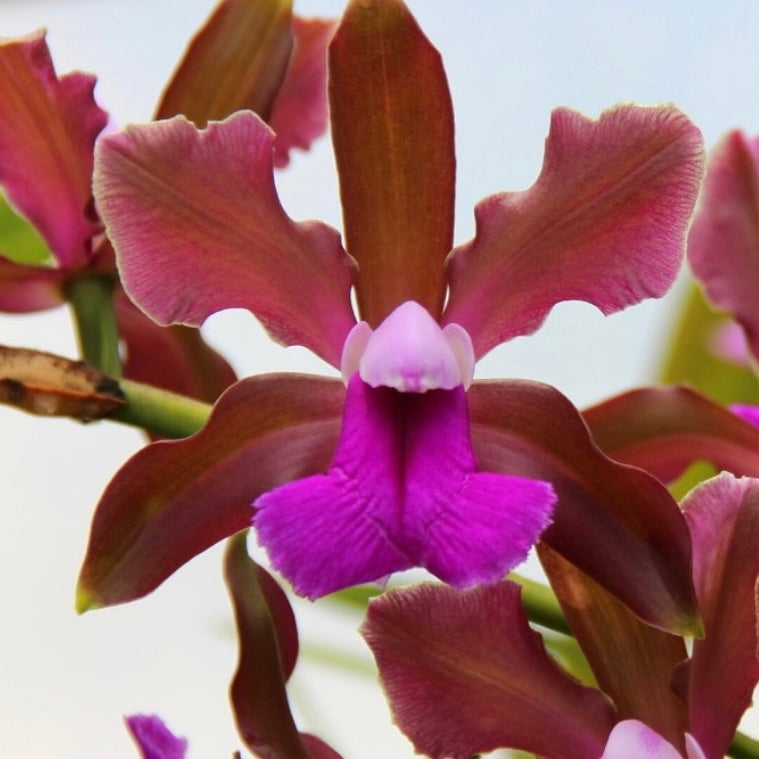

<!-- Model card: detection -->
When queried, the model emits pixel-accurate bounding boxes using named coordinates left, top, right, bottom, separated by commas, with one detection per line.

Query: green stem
left=300, top=643, right=376, bottom=677
left=65, top=273, right=122, bottom=377
left=110, top=379, right=212, bottom=439
left=730, top=732, right=759, bottom=759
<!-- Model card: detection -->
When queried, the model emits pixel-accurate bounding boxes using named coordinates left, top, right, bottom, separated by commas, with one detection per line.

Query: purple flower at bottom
left=601, top=721, right=705, bottom=759
left=125, top=715, right=187, bottom=759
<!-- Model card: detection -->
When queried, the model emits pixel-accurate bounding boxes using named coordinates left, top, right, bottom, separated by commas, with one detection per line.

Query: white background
left=1, top=1, right=758, bottom=756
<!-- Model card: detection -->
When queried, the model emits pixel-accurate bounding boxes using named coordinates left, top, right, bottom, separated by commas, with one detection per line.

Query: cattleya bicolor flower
left=688, top=130, right=759, bottom=427
left=126, top=534, right=342, bottom=759
left=80, top=0, right=704, bottom=632
left=688, top=130, right=759, bottom=366
left=0, top=0, right=333, bottom=400
left=362, top=473, right=759, bottom=759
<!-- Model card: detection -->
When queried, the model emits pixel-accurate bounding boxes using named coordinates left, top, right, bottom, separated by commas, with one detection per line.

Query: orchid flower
left=80, top=0, right=703, bottom=634
left=688, top=131, right=759, bottom=366
left=362, top=472, right=759, bottom=759
left=688, top=130, right=759, bottom=427
left=0, top=0, right=332, bottom=399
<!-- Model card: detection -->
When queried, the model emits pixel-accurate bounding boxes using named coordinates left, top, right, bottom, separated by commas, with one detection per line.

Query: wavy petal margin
left=583, top=386, right=759, bottom=482
left=683, top=474, right=759, bottom=758
left=362, top=582, right=616, bottom=759
left=154, top=0, right=293, bottom=127
left=76, top=375, right=343, bottom=610
left=93, top=112, right=356, bottom=367
left=329, top=0, right=455, bottom=324
left=469, top=380, right=699, bottom=634
left=445, top=105, right=704, bottom=358
left=0, top=32, right=107, bottom=268
left=688, top=131, right=759, bottom=362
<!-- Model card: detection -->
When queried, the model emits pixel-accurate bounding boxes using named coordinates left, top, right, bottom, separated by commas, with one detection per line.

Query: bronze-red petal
left=77, top=374, right=343, bottom=609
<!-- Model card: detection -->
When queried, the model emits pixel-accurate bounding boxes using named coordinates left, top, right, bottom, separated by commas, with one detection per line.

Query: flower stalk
left=65, top=272, right=122, bottom=377
left=111, top=379, right=212, bottom=439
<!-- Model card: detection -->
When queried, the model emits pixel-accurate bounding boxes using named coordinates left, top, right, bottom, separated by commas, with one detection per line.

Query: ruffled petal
left=0, top=32, right=107, bottom=268
left=469, top=380, right=700, bottom=635
left=601, top=720, right=683, bottom=759
left=362, top=582, right=616, bottom=759
left=93, top=112, right=356, bottom=367
left=254, top=377, right=414, bottom=599
left=154, top=0, right=293, bottom=127
left=255, top=376, right=554, bottom=599
left=329, top=0, right=455, bottom=324
left=270, top=17, right=335, bottom=167
left=583, top=386, right=759, bottom=483
left=445, top=105, right=704, bottom=358
left=403, top=385, right=555, bottom=586
left=688, top=131, right=759, bottom=362
left=124, top=714, right=188, bottom=759
left=76, top=375, right=343, bottom=610
left=683, top=473, right=759, bottom=758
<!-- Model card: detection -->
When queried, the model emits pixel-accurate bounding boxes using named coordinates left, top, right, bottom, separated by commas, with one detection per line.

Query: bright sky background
left=1, top=1, right=758, bottom=757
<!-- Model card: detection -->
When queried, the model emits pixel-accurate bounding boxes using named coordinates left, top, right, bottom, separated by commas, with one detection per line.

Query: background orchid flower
left=579, top=131, right=759, bottom=489
left=0, top=0, right=332, bottom=400
left=83, top=0, right=703, bottom=634
left=601, top=721, right=705, bottom=759
left=361, top=473, right=759, bottom=759
left=687, top=130, right=759, bottom=428
left=688, top=131, right=759, bottom=365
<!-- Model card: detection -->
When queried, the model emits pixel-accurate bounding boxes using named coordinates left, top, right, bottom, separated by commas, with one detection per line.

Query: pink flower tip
left=601, top=720, right=706, bottom=759
left=340, top=300, right=475, bottom=392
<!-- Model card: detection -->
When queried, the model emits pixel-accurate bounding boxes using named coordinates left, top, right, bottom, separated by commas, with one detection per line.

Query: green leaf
left=660, top=278, right=758, bottom=405
left=0, top=192, right=54, bottom=266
